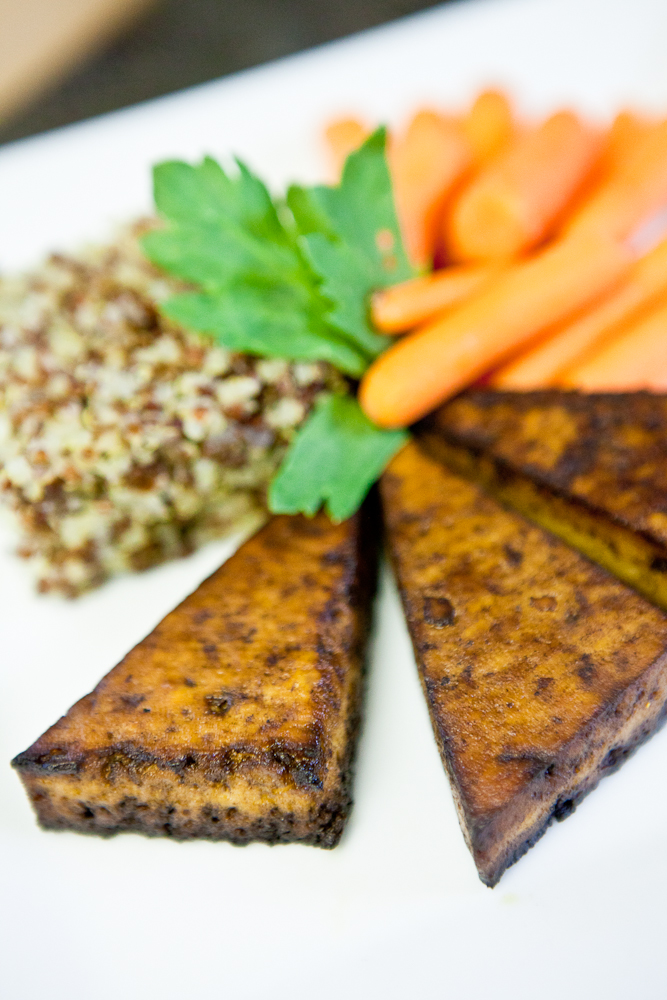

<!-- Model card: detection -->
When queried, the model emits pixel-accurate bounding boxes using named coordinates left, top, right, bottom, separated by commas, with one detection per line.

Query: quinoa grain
left=0, top=223, right=341, bottom=595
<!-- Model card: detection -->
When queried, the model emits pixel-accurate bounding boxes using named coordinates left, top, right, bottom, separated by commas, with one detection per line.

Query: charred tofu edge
left=417, top=426, right=667, bottom=614
left=382, top=442, right=667, bottom=886
left=12, top=502, right=379, bottom=849
left=438, top=650, right=667, bottom=886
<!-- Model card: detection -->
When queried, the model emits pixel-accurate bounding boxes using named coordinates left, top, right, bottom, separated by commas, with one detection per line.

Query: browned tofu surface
left=381, top=442, right=667, bottom=886
left=13, top=507, right=378, bottom=847
left=419, top=390, right=667, bottom=611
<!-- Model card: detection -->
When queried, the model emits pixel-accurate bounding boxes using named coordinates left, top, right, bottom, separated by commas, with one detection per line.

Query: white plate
left=2, top=1, right=667, bottom=997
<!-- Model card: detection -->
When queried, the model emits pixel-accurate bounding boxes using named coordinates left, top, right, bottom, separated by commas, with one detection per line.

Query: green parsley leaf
left=142, top=222, right=302, bottom=291
left=269, top=393, right=408, bottom=522
left=142, top=156, right=369, bottom=374
left=289, top=128, right=414, bottom=282
left=302, top=235, right=393, bottom=357
left=162, top=289, right=368, bottom=375
left=152, top=157, right=287, bottom=241
left=143, top=159, right=303, bottom=291
left=285, top=183, right=337, bottom=241
left=288, top=128, right=415, bottom=360
left=142, top=135, right=416, bottom=521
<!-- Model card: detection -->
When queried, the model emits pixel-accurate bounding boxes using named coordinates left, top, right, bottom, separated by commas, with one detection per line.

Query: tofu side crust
left=419, top=390, right=667, bottom=612
left=381, top=442, right=667, bottom=886
left=12, top=506, right=378, bottom=848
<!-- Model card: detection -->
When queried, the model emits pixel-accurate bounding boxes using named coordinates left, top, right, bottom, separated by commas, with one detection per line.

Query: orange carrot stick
left=566, top=118, right=667, bottom=241
left=491, top=231, right=667, bottom=388
left=371, top=263, right=501, bottom=333
left=603, top=110, right=656, bottom=172
left=324, top=117, right=370, bottom=178
left=359, top=232, right=631, bottom=428
left=446, top=110, right=602, bottom=262
left=562, top=299, right=667, bottom=391
left=559, top=111, right=652, bottom=225
left=463, top=89, right=515, bottom=164
left=390, top=109, right=472, bottom=270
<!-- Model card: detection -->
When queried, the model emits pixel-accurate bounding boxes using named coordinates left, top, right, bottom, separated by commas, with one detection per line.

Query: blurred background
left=0, top=0, right=450, bottom=146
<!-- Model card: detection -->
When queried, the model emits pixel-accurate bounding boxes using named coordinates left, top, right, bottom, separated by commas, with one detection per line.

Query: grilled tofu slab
left=381, top=442, right=667, bottom=886
left=12, top=509, right=377, bottom=847
left=419, top=391, right=667, bottom=611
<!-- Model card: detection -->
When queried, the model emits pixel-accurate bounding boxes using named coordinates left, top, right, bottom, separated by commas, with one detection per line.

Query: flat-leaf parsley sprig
left=142, top=129, right=414, bottom=521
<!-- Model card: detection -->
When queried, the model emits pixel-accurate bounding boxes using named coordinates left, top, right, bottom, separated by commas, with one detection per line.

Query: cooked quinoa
left=0, top=222, right=340, bottom=595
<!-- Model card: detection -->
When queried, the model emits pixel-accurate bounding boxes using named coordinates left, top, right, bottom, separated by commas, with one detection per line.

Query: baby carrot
left=560, top=111, right=653, bottom=225
left=359, top=232, right=631, bottom=428
left=324, top=117, right=370, bottom=178
left=371, top=263, right=501, bottom=333
left=562, top=299, right=667, bottom=391
left=603, top=110, right=656, bottom=172
left=446, top=110, right=601, bottom=262
left=390, top=109, right=472, bottom=270
left=463, top=89, right=515, bottom=165
left=491, top=231, right=667, bottom=388
left=566, top=118, right=667, bottom=241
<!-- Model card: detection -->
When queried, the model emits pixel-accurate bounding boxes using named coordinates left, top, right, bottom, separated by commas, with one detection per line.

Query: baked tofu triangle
left=13, top=509, right=378, bottom=847
left=419, top=390, right=667, bottom=612
left=381, top=442, right=667, bottom=886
